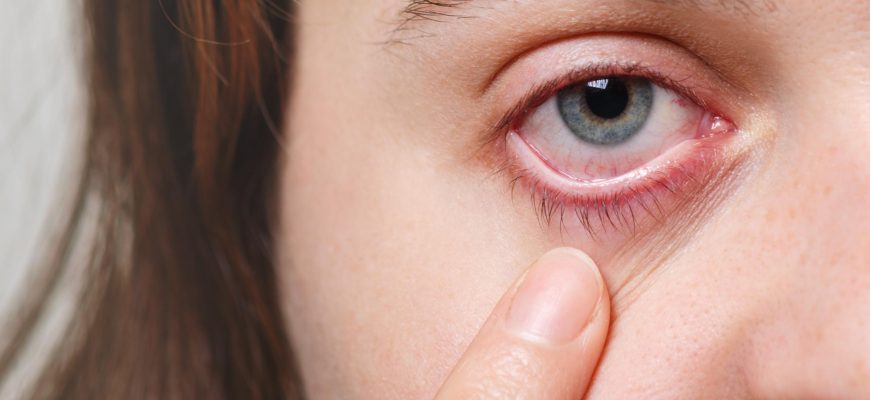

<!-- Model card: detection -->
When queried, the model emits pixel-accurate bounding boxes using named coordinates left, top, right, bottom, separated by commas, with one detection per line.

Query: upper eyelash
left=482, top=61, right=708, bottom=148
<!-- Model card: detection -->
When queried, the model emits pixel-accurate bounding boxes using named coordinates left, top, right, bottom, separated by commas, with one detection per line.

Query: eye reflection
left=557, top=77, right=653, bottom=146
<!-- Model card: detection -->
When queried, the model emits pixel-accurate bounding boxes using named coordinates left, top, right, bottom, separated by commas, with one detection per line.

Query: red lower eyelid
left=506, top=115, right=738, bottom=233
left=510, top=130, right=722, bottom=192
left=511, top=110, right=735, bottom=189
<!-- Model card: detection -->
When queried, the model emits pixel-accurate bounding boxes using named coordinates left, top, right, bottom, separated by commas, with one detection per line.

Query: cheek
left=278, top=90, right=555, bottom=398
left=586, top=90, right=870, bottom=398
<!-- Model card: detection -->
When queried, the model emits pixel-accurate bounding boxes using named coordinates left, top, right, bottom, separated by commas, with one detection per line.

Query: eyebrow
left=391, top=0, right=474, bottom=42
left=395, top=0, right=778, bottom=35
left=400, top=0, right=473, bottom=24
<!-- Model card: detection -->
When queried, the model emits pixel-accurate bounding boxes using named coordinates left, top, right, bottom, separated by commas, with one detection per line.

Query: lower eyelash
left=502, top=130, right=737, bottom=238
left=511, top=164, right=690, bottom=237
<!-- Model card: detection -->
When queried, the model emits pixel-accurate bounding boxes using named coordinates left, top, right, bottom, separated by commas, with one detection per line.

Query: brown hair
left=0, top=1, right=300, bottom=398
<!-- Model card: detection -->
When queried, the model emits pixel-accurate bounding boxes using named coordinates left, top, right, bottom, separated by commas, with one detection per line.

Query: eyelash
left=505, top=137, right=730, bottom=237
left=487, top=62, right=710, bottom=140
left=487, top=62, right=734, bottom=237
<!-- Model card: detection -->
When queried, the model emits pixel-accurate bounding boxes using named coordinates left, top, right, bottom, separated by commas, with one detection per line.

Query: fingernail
left=505, top=248, right=602, bottom=344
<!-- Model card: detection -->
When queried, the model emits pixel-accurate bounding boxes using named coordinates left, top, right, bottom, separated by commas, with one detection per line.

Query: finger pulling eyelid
left=501, top=104, right=763, bottom=288
left=602, top=148, right=755, bottom=315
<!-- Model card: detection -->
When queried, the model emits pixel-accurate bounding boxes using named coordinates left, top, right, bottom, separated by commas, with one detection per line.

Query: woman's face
left=278, top=0, right=870, bottom=398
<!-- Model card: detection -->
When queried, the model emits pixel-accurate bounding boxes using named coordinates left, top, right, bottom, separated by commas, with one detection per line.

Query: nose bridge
left=802, top=70, right=869, bottom=252
left=768, top=4, right=870, bottom=265
left=776, top=70, right=870, bottom=277
left=780, top=20, right=870, bottom=380
left=739, top=61, right=870, bottom=395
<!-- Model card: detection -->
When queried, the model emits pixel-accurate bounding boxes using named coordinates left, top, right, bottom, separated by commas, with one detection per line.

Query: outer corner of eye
left=503, top=74, right=740, bottom=235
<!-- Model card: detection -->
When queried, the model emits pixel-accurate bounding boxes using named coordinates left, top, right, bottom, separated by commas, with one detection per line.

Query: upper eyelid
left=479, top=32, right=743, bottom=98
left=476, top=33, right=752, bottom=143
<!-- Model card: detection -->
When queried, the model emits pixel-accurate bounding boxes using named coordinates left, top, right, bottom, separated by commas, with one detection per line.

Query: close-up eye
left=504, top=67, right=739, bottom=234
left=519, top=75, right=718, bottom=181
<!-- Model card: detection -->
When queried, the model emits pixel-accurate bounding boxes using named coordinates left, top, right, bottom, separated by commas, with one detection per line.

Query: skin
left=278, top=0, right=870, bottom=398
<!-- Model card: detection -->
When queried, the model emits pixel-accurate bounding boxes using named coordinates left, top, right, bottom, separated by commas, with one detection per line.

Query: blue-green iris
left=556, top=77, right=653, bottom=146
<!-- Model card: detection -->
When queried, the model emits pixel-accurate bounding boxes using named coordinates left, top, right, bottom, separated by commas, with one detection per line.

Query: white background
left=0, top=2, right=81, bottom=396
left=0, top=0, right=81, bottom=309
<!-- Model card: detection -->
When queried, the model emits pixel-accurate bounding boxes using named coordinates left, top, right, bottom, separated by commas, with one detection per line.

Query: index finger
left=436, top=247, right=611, bottom=399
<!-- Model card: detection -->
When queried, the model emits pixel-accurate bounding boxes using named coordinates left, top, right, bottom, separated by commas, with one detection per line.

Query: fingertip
left=436, top=247, right=612, bottom=400
left=505, top=247, right=605, bottom=344
left=547, top=247, right=604, bottom=292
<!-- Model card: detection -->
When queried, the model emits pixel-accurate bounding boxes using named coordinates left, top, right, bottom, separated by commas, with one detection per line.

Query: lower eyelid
left=504, top=120, right=741, bottom=235
left=509, top=130, right=700, bottom=191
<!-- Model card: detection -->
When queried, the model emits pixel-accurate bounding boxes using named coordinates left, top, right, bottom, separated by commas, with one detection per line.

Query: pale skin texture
left=278, top=0, right=870, bottom=398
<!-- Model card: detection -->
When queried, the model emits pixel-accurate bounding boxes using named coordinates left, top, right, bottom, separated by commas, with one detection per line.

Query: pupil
left=584, top=78, right=629, bottom=119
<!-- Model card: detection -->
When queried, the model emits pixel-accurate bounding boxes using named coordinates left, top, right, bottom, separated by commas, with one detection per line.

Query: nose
left=741, top=53, right=870, bottom=396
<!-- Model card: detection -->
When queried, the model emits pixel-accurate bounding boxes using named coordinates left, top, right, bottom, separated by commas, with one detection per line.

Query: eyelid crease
left=477, top=32, right=748, bottom=99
